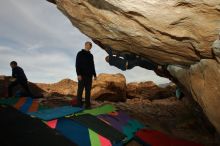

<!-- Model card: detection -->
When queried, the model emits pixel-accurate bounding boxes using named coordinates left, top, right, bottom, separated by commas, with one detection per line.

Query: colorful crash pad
left=0, top=97, right=42, bottom=113
left=55, top=118, right=91, bottom=146
left=71, top=114, right=127, bottom=143
left=76, top=104, right=116, bottom=116
left=98, top=111, right=144, bottom=141
left=50, top=118, right=123, bottom=146
left=135, top=129, right=204, bottom=146
left=0, top=97, right=19, bottom=105
left=29, top=106, right=83, bottom=121
left=0, top=106, right=76, bottom=146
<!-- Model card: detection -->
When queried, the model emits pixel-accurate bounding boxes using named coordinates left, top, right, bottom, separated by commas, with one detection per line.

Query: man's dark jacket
left=75, top=49, right=96, bottom=77
left=12, top=66, right=28, bottom=82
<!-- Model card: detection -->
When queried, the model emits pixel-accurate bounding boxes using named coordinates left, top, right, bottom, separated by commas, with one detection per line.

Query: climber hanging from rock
left=105, top=47, right=162, bottom=71
left=99, top=42, right=185, bottom=100
left=105, top=47, right=185, bottom=100
left=93, top=39, right=180, bottom=90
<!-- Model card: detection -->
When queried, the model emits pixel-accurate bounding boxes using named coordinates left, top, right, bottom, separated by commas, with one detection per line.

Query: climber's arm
left=105, top=46, right=113, bottom=56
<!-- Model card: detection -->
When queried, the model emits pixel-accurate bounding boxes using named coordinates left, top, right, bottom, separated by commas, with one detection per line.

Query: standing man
left=8, top=61, right=32, bottom=97
left=75, top=41, right=97, bottom=109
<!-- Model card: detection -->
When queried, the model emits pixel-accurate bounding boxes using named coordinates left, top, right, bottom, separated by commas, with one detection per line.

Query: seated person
left=8, top=61, right=33, bottom=97
left=105, top=47, right=161, bottom=71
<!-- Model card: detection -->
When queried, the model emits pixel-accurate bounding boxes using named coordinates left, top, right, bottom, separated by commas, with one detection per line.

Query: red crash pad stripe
left=28, top=99, right=39, bottom=112
left=13, top=97, right=26, bottom=109
left=99, top=134, right=112, bottom=146
left=135, top=129, right=204, bottom=146
left=47, top=119, right=58, bottom=129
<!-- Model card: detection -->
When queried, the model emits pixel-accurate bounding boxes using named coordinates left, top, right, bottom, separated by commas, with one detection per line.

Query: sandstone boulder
left=92, top=73, right=127, bottom=101
left=54, top=0, right=220, bottom=65
left=126, top=81, right=175, bottom=100
left=168, top=59, right=220, bottom=133
left=34, top=79, right=78, bottom=97
left=0, top=76, right=9, bottom=97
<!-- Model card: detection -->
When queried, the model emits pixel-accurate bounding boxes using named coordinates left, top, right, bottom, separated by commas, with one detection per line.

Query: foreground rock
left=91, top=73, right=126, bottom=102
left=127, top=81, right=175, bottom=100
left=48, top=0, right=220, bottom=133
left=168, top=59, right=220, bottom=133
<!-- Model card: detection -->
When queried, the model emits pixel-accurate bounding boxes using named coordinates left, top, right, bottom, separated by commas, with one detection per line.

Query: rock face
left=0, top=76, right=9, bottom=97
left=126, top=81, right=175, bottom=100
left=54, top=0, right=220, bottom=65
left=0, top=74, right=127, bottom=102
left=36, top=73, right=127, bottom=102
left=48, top=0, right=220, bottom=133
left=168, top=60, right=220, bottom=133
left=91, top=73, right=127, bottom=101
left=34, top=79, right=78, bottom=97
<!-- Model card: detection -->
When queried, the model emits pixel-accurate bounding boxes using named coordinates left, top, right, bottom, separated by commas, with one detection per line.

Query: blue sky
left=0, top=0, right=170, bottom=84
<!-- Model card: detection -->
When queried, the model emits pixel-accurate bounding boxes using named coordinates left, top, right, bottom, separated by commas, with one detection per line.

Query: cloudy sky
left=0, top=0, right=170, bottom=84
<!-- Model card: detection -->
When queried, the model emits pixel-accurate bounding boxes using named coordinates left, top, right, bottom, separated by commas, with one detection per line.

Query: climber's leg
left=127, top=59, right=139, bottom=69
left=138, top=58, right=158, bottom=70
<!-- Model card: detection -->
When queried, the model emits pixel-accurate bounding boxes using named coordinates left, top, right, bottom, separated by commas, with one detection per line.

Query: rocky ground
left=1, top=74, right=220, bottom=145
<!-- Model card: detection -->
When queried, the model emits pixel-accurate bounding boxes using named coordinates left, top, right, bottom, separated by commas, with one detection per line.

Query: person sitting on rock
left=8, top=61, right=33, bottom=97
left=105, top=47, right=162, bottom=71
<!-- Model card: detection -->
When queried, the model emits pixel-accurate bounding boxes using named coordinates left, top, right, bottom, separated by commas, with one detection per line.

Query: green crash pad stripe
left=71, top=114, right=126, bottom=143
left=89, top=129, right=101, bottom=146
left=76, top=104, right=116, bottom=116
left=47, top=118, right=115, bottom=146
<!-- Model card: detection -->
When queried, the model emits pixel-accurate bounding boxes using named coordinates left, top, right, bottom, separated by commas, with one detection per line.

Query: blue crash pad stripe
left=56, top=118, right=91, bottom=146
left=20, top=97, right=33, bottom=113
left=29, top=106, right=83, bottom=121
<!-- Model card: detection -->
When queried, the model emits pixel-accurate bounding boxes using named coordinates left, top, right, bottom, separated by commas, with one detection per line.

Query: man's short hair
left=10, top=61, right=17, bottom=66
left=85, top=41, right=92, bottom=47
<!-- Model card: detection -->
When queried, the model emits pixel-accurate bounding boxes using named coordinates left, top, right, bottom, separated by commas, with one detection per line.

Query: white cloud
left=0, top=0, right=170, bottom=85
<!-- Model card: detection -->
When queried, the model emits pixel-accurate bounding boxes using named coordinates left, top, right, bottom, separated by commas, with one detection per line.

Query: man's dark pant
left=77, top=76, right=93, bottom=108
left=128, top=57, right=157, bottom=70
left=8, top=80, right=32, bottom=97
